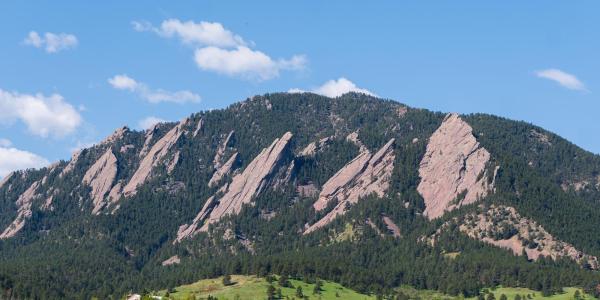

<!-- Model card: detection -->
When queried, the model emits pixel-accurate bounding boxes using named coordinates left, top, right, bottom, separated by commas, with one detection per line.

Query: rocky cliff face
left=83, top=148, right=118, bottom=214
left=417, top=113, right=495, bottom=220
left=305, top=138, right=395, bottom=234
left=0, top=181, right=40, bottom=239
left=176, top=132, right=293, bottom=241
left=122, top=119, right=188, bottom=197
left=0, top=172, right=13, bottom=190
left=208, top=152, right=238, bottom=187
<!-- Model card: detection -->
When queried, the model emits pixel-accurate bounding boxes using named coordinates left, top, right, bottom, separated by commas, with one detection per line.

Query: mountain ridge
left=1, top=92, right=600, bottom=299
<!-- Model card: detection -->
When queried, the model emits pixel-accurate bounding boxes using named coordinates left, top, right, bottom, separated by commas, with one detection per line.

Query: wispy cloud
left=536, top=69, right=588, bottom=92
left=134, top=19, right=306, bottom=81
left=108, top=74, right=201, bottom=104
left=289, top=78, right=376, bottom=98
left=137, top=116, right=167, bottom=130
left=0, top=141, right=49, bottom=178
left=0, top=89, right=82, bottom=138
left=23, top=31, right=78, bottom=53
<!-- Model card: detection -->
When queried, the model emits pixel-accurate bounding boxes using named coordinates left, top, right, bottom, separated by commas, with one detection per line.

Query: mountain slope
left=1, top=92, right=600, bottom=299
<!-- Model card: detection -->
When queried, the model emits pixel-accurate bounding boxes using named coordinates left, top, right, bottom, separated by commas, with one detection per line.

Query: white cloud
left=138, top=116, right=167, bottom=130
left=0, top=89, right=82, bottom=138
left=288, top=78, right=376, bottom=98
left=0, top=145, right=49, bottom=179
left=108, top=74, right=138, bottom=91
left=133, top=19, right=246, bottom=48
left=135, top=19, right=307, bottom=81
left=194, top=46, right=306, bottom=81
left=536, top=69, right=587, bottom=92
left=108, top=74, right=200, bottom=104
left=24, top=31, right=78, bottom=53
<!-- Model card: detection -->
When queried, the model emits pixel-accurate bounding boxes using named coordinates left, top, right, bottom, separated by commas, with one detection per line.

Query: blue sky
left=0, top=1, right=599, bottom=177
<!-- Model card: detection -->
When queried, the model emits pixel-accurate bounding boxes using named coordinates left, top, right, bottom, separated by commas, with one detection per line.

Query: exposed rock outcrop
left=161, top=255, right=181, bottom=266
left=83, top=149, right=118, bottom=214
left=213, top=130, right=235, bottom=169
left=208, top=152, right=238, bottom=188
left=530, top=129, right=551, bottom=146
left=60, top=150, right=81, bottom=177
left=382, top=216, right=401, bottom=238
left=167, top=151, right=180, bottom=174
left=0, top=172, right=14, bottom=189
left=458, top=205, right=598, bottom=268
left=108, top=181, right=123, bottom=202
left=0, top=181, right=40, bottom=239
left=304, top=138, right=395, bottom=234
left=346, top=131, right=368, bottom=153
left=176, top=132, right=293, bottom=242
left=120, top=144, right=135, bottom=153
left=123, top=120, right=187, bottom=197
left=99, top=126, right=128, bottom=146
left=298, top=137, right=331, bottom=157
left=297, top=183, right=319, bottom=198
left=417, top=113, right=494, bottom=220
left=139, top=124, right=159, bottom=158
left=193, top=118, right=203, bottom=137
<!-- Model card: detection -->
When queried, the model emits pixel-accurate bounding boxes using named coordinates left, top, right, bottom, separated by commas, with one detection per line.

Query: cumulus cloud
left=194, top=46, right=306, bottom=81
left=133, top=19, right=246, bottom=48
left=134, top=19, right=306, bottom=81
left=288, top=78, right=376, bottom=98
left=0, top=144, right=49, bottom=179
left=24, top=31, right=78, bottom=53
left=0, top=89, right=82, bottom=138
left=108, top=74, right=200, bottom=104
left=138, top=116, right=167, bottom=130
left=107, top=74, right=138, bottom=91
left=536, top=69, right=587, bottom=92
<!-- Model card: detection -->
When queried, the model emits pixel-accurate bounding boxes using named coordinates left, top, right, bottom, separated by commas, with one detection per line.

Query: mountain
left=1, top=92, right=600, bottom=299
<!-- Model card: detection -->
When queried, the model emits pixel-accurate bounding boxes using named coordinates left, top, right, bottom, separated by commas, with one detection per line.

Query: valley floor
left=149, top=275, right=596, bottom=300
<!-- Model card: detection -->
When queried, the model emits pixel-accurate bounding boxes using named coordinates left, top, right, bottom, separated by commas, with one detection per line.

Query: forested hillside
left=1, top=92, right=600, bottom=299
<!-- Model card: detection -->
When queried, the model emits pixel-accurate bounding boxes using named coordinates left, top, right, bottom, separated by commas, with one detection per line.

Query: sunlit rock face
left=418, top=113, right=494, bottom=220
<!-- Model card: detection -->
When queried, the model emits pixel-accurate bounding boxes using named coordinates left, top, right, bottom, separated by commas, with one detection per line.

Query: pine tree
left=296, top=286, right=304, bottom=298
left=266, top=284, right=276, bottom=300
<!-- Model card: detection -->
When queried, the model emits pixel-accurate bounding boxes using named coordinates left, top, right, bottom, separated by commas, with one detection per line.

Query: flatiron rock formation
left=176, top=132, right=293, bottom=241
left=60, top=150, right=81, bottom=177
left=208, top=152, right=238, bottom=187
left=82, top=149, right=118, bottom=214
left=298, top=137, right=331, bottom=157
left=193, top=118, right=203, bottom=137
left=417, top=113, right=494, bottom=220
left=99, top=126, right=128, bottom=146
left=0, top=172, right=14, bottom=190
left=123, top=119, right=187, bottom=197
left=305, top=138, right=395, bottom=234
left=213, top=130, right=235, bottom=169
left=0, top=181, right=40, bottom=239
